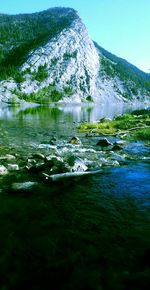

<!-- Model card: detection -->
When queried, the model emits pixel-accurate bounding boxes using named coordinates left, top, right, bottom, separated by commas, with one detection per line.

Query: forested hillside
left=95, top=43, right=150, bottom=95
left=0, top=8, right=78, bottom=80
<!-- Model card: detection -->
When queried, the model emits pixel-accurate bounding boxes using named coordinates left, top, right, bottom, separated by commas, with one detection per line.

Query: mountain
left=0, top=7, right=150, bottom=104
left=95, top=43, right=150, bottom=100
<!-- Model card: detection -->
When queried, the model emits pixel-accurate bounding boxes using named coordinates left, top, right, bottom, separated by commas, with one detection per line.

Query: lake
left=0, top=103, right=150, bottom=290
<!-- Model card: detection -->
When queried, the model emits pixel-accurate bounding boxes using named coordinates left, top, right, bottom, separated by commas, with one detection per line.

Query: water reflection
left=0, top=101, right=149, bottom=123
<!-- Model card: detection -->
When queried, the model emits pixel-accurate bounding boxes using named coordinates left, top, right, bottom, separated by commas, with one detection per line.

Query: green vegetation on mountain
left=31, top=65, right=49, bottom=82
left=0, top=8, right=78, bottom=80
left=13, top=84, right=63, bottom=104
left=0, top=7, right=149, bottom=102
left=12, top=82, right=75, bottom=104
left=95, top=42, right=150, bottom=95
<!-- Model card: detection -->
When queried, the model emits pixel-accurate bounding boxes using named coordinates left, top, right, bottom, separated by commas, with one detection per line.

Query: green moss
left=78, top=121, right=116, bottom=135
left=134, top=128, right=150, bottom=140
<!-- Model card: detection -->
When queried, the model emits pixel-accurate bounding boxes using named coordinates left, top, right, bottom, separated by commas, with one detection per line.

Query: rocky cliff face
left=20, top=17, right=100, bottom=102
left=0, top=8, right=149, bottom=104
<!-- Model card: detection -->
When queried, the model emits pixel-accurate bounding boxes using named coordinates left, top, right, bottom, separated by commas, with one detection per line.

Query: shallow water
left=0, top=104, right=150, bottom=290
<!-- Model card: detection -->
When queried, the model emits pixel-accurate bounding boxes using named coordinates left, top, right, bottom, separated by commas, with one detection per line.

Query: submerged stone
left=12, top=181, right=38, bottom=191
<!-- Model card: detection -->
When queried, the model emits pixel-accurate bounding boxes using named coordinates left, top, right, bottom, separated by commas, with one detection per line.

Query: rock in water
left=68, top=136, right=82, bottom=145
left=49, top=137, right=57, bottom=145
left=7, top=164, right=19, bottom=171
left=0, top=165, right=8, bottom=175
left=72, top=158, right=88, bottom=172
left=0, top=154, right=16, bottom=161
left=96, top=138, right=112, bottom=147
left=5, top=154, right=16, bottom=160
left=112, top=144, right=123, bottom=151
left=32, top=153, right=45, bottom=160
left=12, top=182, right=38, bottom=191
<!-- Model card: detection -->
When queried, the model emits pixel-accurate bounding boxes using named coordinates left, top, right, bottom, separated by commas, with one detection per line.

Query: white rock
left=21, top=18, right=100, bottom=99
left=7, top=164, right=19, bottom=171
left=0, top=165, right=8, bottom=175
left=5, top=154, right=16, bottom=161
left=72, top=158, right=88, bottom=172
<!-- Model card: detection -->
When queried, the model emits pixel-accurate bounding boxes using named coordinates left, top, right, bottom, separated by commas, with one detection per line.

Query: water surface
left=0, top=103, right=150, bottom=290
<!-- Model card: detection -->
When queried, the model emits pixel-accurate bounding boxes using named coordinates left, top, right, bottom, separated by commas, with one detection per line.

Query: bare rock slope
left=0, top=8, right=149, bottom=104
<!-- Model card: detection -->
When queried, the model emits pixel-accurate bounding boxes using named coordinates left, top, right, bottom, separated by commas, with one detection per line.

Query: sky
left=0, top=0, right=150, bottom=73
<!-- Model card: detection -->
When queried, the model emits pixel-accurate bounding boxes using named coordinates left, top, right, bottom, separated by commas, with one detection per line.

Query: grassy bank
left=78, top=109, right=150, bottom=141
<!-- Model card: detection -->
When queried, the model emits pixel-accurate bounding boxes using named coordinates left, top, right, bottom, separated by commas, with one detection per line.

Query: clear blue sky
left=0, top=0, right=150, bottom=72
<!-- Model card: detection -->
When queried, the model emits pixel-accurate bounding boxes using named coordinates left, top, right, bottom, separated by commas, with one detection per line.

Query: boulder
left=68, top=136, right=82, bottom=145
left=0, top=154, right=16, bottom=161
left=32, top=153, right=45, bottom=160
left=72, top=158, right=88, bottom=172
left=7, top=164, right=19, bottom=171
left=28, top=162, right=46, bottom=172
left=96, top=138, right=112, bottom=147
left=45, top=155, right=63, bottom=163
left=49, top=158, right=71, bottom=174
left=112, top=144, right=123, bottom=151
left=5, top=154, right=16, bottom=161
left=49, top=137, right=57, bottom=145
left=0, top=165, right=8, bottom=175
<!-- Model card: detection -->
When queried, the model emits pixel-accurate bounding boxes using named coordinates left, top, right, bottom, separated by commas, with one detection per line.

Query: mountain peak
left=0, top=7, right=149, bottom=104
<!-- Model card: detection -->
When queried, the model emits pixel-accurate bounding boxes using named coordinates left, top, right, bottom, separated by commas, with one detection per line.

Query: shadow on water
left=0, top=168, right=150, bottom=290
